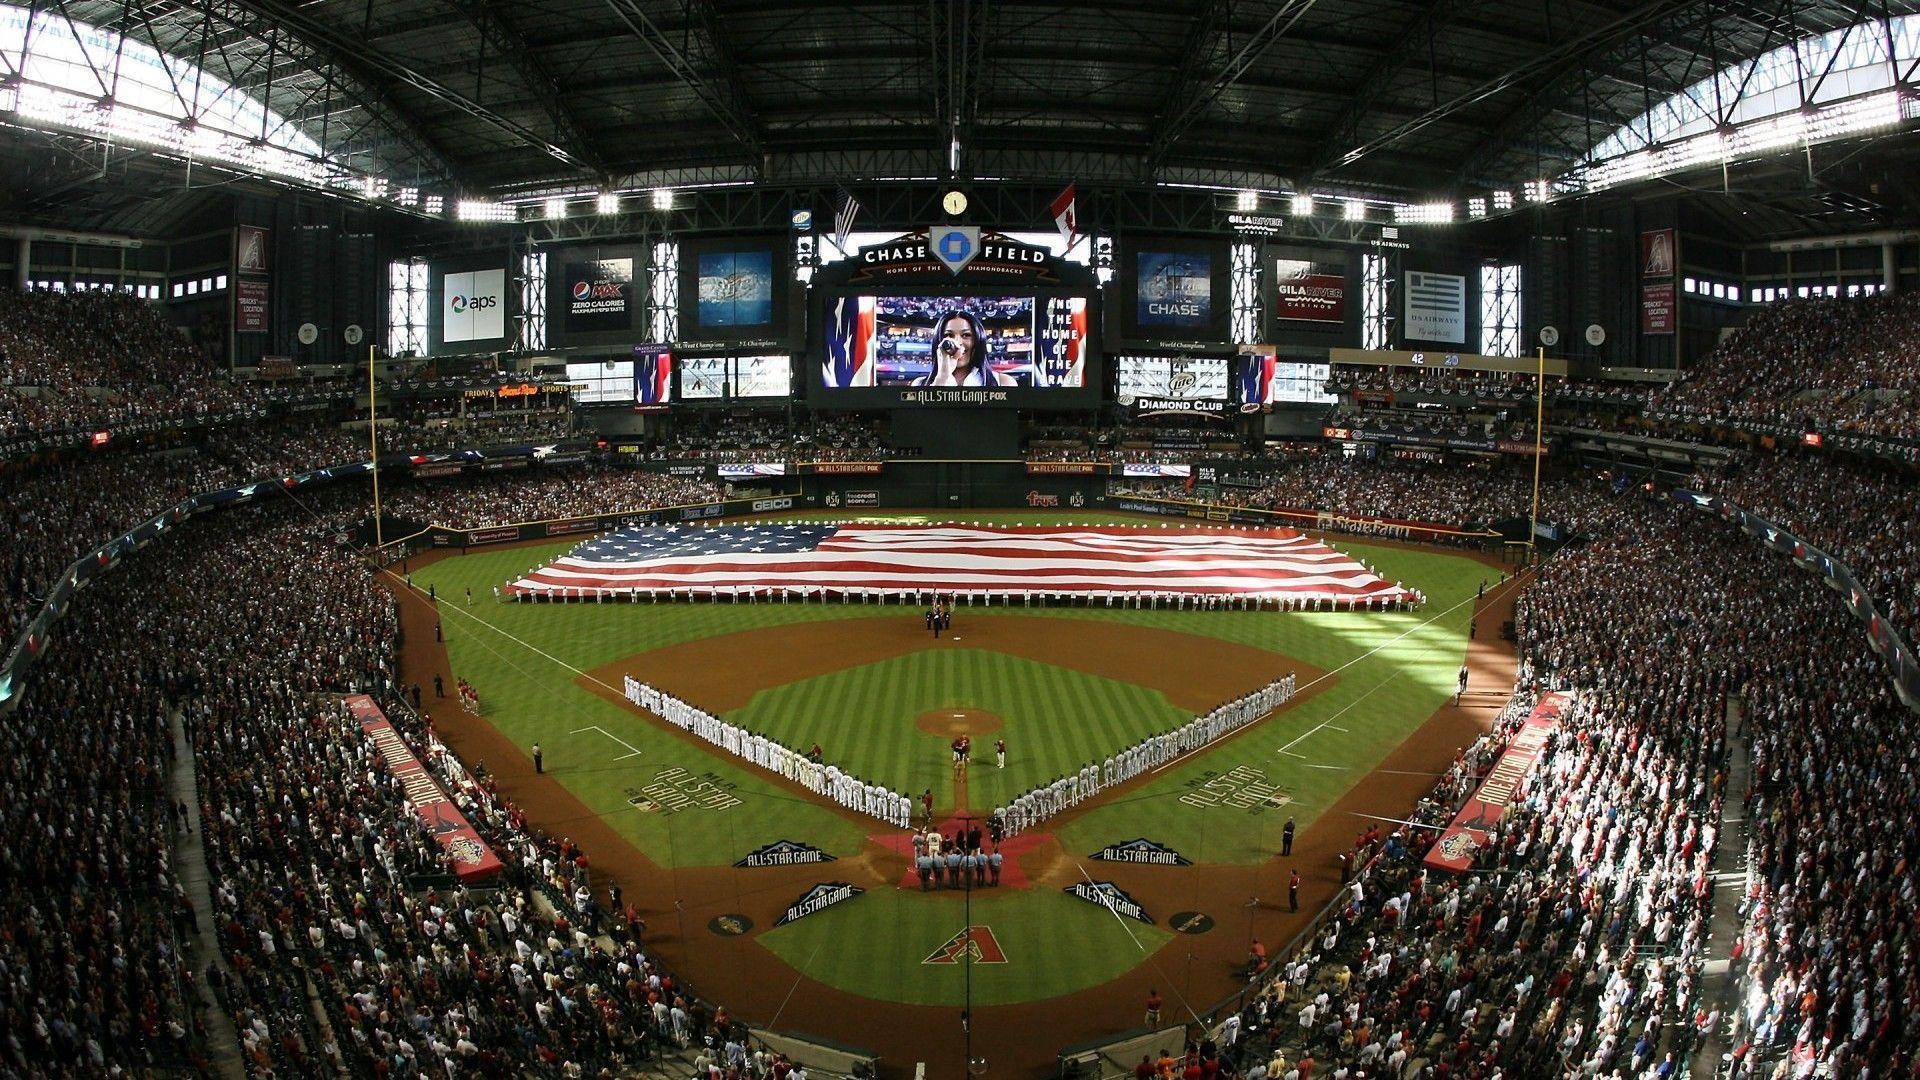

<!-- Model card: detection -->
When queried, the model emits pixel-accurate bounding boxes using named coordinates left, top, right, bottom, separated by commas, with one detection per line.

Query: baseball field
left=401, top=510, right=1515, bottom=1075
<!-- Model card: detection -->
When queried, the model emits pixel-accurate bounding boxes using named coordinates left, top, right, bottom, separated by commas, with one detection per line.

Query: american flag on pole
left=507, top=523, right=1418, bottom=602
left=832, top=186, right=861, bottom=254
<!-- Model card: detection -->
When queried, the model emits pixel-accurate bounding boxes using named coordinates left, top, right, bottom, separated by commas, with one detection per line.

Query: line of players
left=623, top=675, right=915, bottom=827
left=624, top=670, right=1298, bottom=836
left=996, top=673, right=1298, bottom=837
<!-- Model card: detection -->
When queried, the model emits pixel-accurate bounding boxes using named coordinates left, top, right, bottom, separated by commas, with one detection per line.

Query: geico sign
left=450, top=294, right=500, bottom=312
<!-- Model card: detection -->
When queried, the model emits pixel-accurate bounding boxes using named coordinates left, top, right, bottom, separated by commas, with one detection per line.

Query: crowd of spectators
left=7, top=328, right=1920, bottom=1079
left=1214, top=451, right=1540, bottom=528
left=1659, top=291, right=1920, bottom=442
left=1214, top=476, right=1919, bottom=1078
left=2, top=481, right=780, bottom=1076
left=376, top=467, right=725, bottom=529
left=0, top=291, right=259, bottom=446
left=1709, top=451, right=1920, bottom=665
left=0, top=448, right=241, bottom=636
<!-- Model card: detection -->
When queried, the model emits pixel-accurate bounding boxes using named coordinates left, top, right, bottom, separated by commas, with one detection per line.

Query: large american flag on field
left=508, top=523, right=1417, bottom=602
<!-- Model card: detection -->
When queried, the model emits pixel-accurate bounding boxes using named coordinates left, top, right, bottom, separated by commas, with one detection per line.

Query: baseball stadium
left=2, top=3, right=1919, bottom=1080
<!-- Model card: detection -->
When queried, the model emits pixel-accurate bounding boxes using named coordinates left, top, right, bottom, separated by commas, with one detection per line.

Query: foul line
left=1068, top=858, right=1205, bottom=1028
left=1147, top=574, right=1521, bottom=777
left=570, top=725, right=644, bottom=760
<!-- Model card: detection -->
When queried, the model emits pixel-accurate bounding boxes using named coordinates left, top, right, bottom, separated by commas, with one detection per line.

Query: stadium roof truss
left=0, top=0, right=1917, bottom=237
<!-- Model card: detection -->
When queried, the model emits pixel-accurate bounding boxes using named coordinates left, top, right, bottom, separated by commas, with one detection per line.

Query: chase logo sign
left=775, top=882, right=863, bottom=925
left=1090, top=838, right=1192, bottom=866
left=734, top=840, right=835, bottom=868
left=933, top=226, right=980, bottom=275
left=1064, top=880, right=1153, bottom=923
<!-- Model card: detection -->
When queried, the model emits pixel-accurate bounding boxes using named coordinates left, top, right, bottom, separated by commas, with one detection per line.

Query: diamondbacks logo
left=922, top=926, right=1008, bottom=965
left=774, top=882, right=864, bottom=926
left=1064, top=881, right=1153, bottom=924
left=1090, top=838, right=1192, bottom=866
left=1436, top=832, right=1479, bottom=862
left=734, top=840, right=836, bottom=868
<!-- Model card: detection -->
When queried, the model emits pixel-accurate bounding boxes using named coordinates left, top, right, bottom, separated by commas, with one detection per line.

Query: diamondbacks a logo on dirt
left=1064, top=881, right=1153, bottom=924
left=734, top=840, right=836, bottom=868
left=708, top=914, right=753, bottom=936
left=774, top=882, right=864, bottom=926
left=922, top=926, right=1008, bottom=965
left=1089, top=838, right=1192, bottom=866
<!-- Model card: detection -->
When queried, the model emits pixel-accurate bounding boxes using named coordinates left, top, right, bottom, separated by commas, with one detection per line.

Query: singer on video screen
left=911, top=309, right=1019, bottom=388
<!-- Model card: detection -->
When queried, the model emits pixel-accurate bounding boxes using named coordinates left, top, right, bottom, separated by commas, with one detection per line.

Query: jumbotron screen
left=680, top=355, right=792, bottom=400
left=823, top=294, right=1088, bottom=390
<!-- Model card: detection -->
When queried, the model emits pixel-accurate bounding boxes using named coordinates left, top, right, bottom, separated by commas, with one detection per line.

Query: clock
left=942, top=190, right=968, bottom=216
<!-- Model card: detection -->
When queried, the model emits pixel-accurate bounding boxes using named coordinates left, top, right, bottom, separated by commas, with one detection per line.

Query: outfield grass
left=418, top=513, right=1486, bottom=872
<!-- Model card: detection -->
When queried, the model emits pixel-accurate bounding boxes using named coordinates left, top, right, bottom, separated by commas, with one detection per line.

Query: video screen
left=634, top=346, right=673, bottom=410
left=1115, top=355, right=1228, bottom=400
left=1135, top=252, right=1213, bottom=327
left=680, top=355, right=793, bottom=400
left=823, top=294, right=1086, bottom=389
left=565, top=360, right=636, bottom=405
left=1235, top=352, right=1335, bottom=406
left=696, top=250, right=774, bottom=327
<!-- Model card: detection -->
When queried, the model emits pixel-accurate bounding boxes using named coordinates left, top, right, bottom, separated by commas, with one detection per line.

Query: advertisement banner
left=843, top=491, right=880, bottom=507
left=1404, top=271, right=1467, bottom=344
left=234, top=278, right=269, bottom=334
left=563, top=258, right=634, bottom=332
left=1641, top=282, right=1676, bottom=335
left=803, top=462, right=885, bottom=474
left=1026, top=462, right=1101, bottom=474
left=1272, top=259, right=1346, bottom=323
left=1425, top=692, right=1568, bottom=872
left=1122, top=396, right=1231, bottom=420
left=443, top=269, right=506, bottom=342
left=1641, top=228, right=1676, bottom=278
left=346, top=695, right=504, bottom=882
left=1135, top=251, right=1213, bottom=327
left=696, top=249, right=774, bottom=327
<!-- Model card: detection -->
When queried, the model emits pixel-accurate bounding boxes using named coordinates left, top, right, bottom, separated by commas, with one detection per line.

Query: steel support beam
left=1147, top=0, right=1320, bottom=166
left=602, top=0, right=763, bottom=162
left=1327, top=0, right=1705, bottom=176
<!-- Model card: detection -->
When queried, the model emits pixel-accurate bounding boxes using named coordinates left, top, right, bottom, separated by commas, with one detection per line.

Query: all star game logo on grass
left=1064, top=881, right=1153, bottom=924
left=734, top=840, right=836, bottom=868
left=774, top=882, right=864, bottom=926
left=1089, top=838, right=1192, bottom=865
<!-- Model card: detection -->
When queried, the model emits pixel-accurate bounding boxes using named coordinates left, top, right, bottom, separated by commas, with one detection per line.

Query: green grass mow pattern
left=417, top=514, right=1489, bottom=872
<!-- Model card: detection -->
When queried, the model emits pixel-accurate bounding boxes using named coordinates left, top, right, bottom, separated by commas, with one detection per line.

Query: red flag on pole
left=1049, top=184, right=1081, bottom=250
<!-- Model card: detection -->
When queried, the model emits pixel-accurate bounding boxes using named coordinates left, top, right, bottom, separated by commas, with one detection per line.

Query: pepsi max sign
left=562, top=258, right=635, bottom=333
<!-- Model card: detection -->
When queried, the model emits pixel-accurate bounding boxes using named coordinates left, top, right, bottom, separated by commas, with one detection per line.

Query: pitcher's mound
left=914, top=708, right=1004, bottom=737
